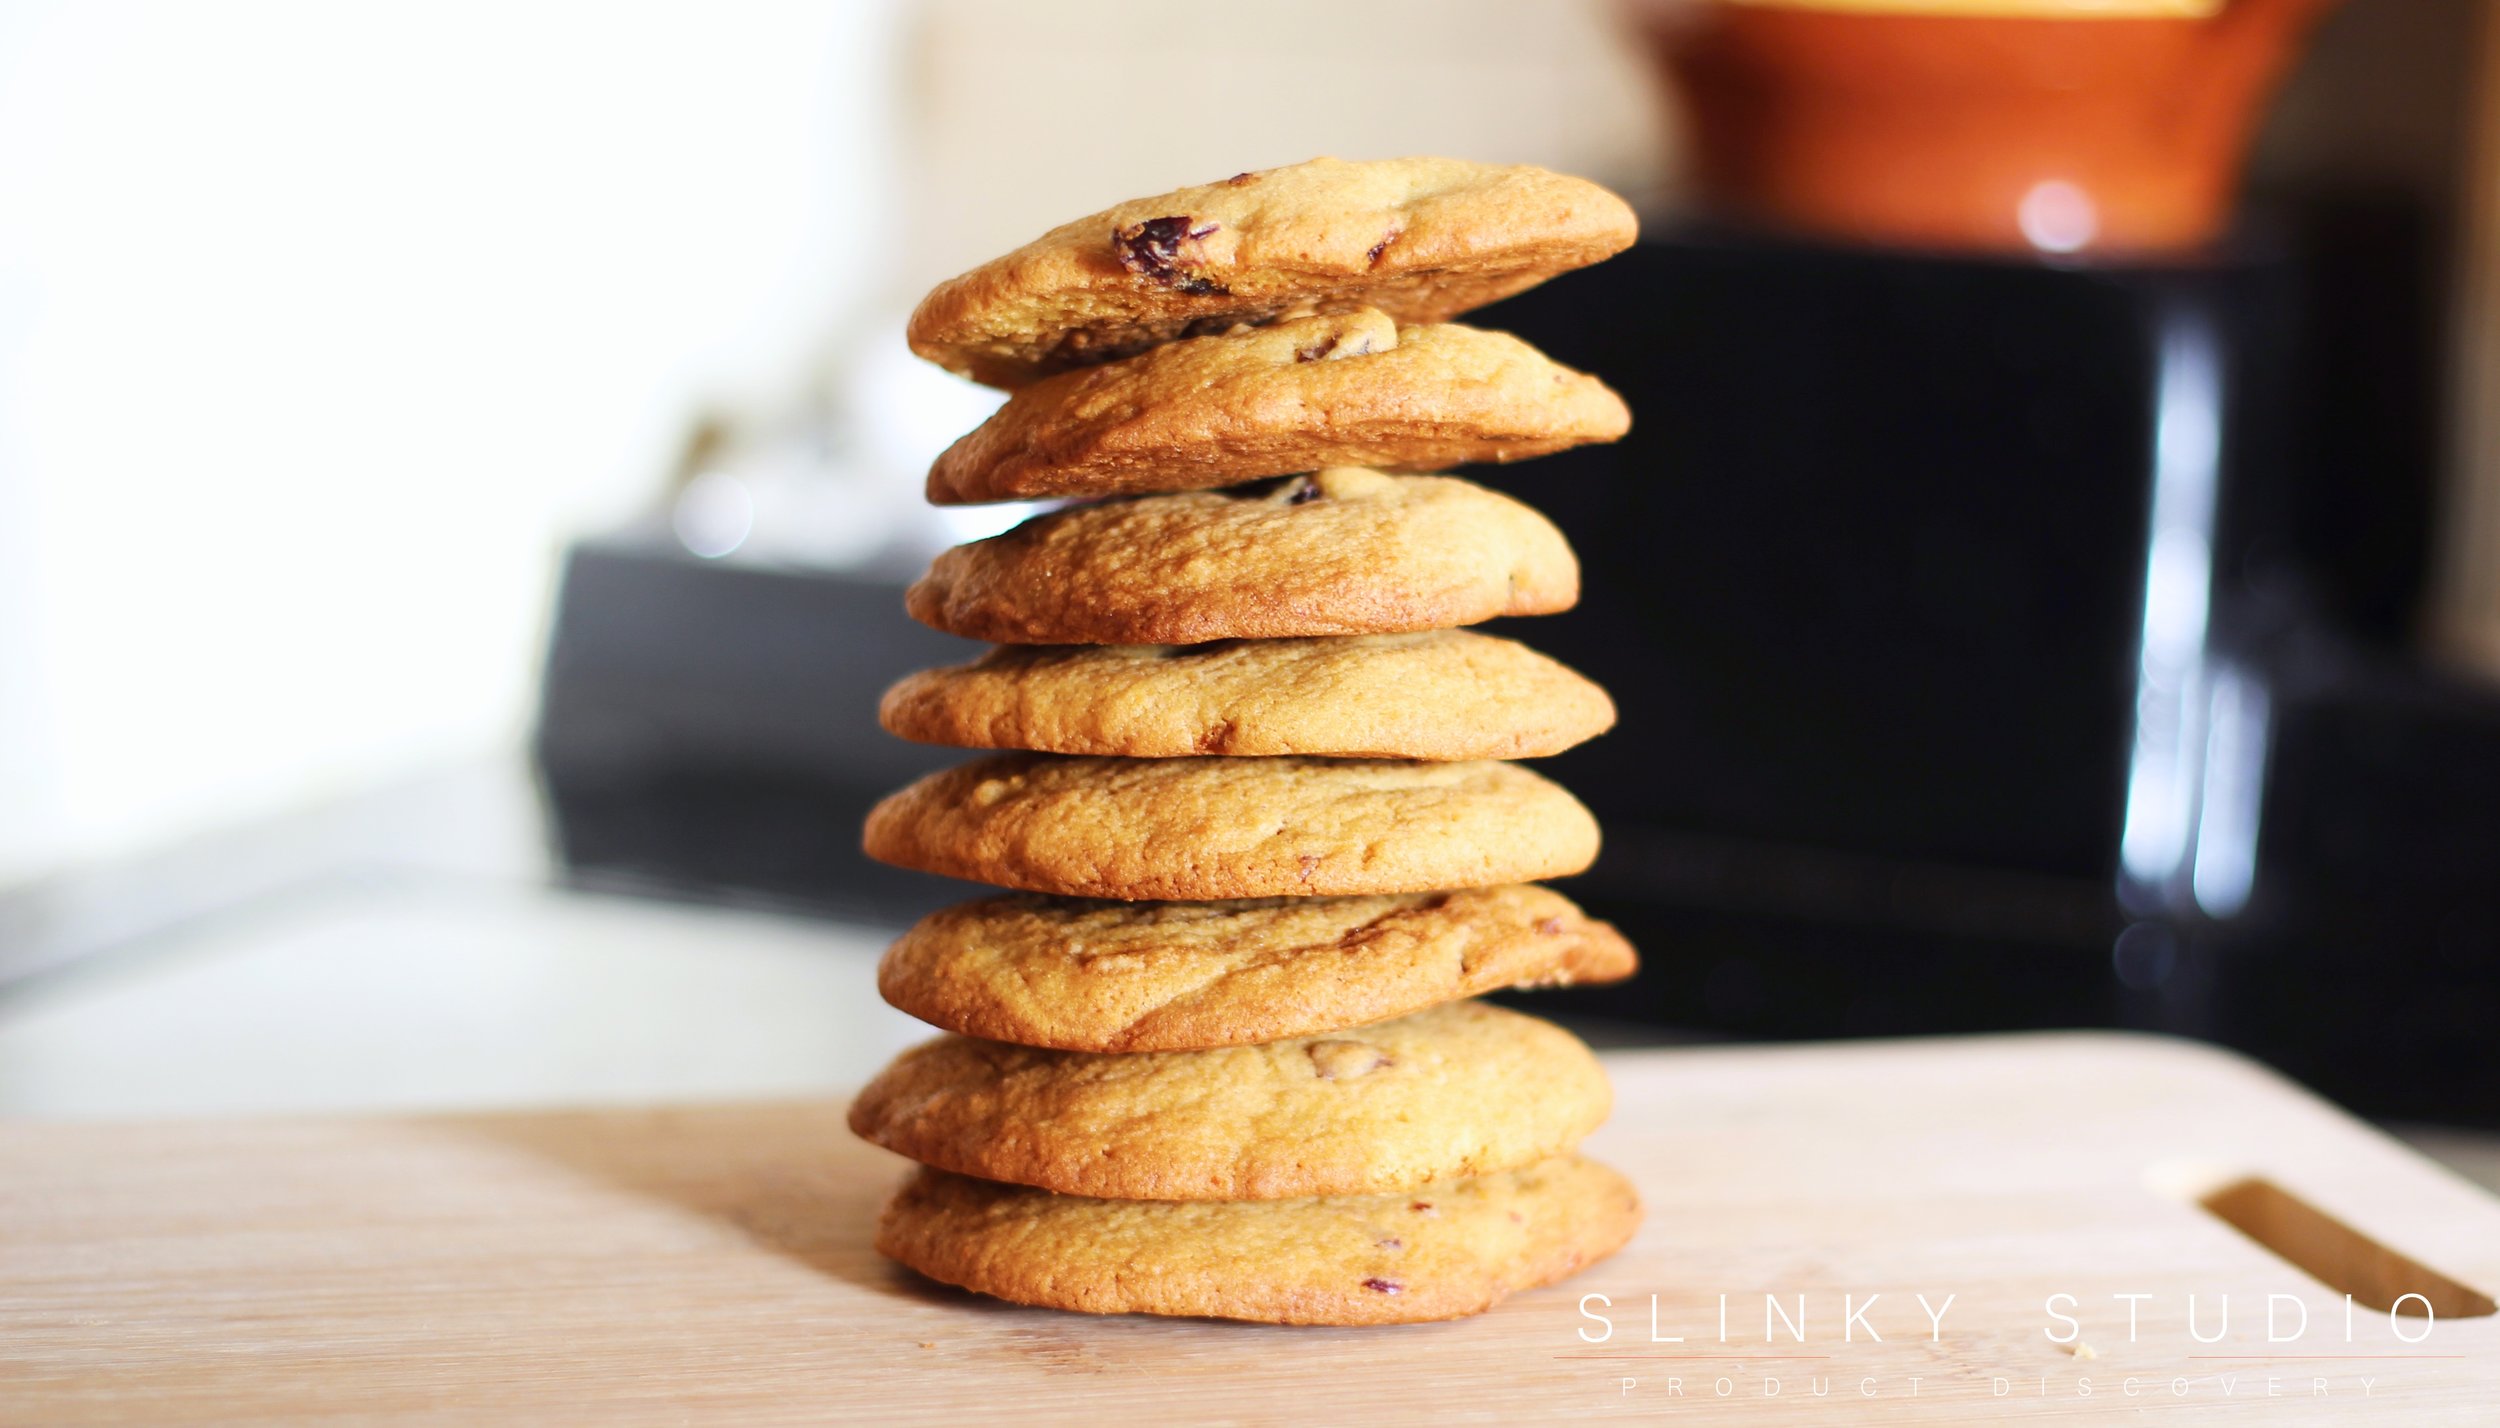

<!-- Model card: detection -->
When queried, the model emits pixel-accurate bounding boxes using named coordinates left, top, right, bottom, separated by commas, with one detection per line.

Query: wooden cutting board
left=4, top=1032, right=2496, bottom=1425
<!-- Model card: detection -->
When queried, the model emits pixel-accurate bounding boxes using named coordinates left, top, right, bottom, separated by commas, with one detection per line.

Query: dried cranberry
left=1287, top=478, right=1324, bottom=505
left=1114, top=217, right=1228, bottom=295
left=1366, top=230, right=1400, bottom=266
left=1362, top=1278, right=1404, bottom=1294
left=1116, top=216, right=1190, bottom=269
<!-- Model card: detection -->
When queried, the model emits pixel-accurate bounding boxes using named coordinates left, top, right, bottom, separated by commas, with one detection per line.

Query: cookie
left=924, top=310, right=1629, bottom=505
left=908, top=156, right=1639, bottom=388
left=861, top=753, right=1600, bottom=900
left=878, top=885, right=1637, bottom=1051
left=904, top=468, right=1577, bottom=646
left=879, top=630, right=1615, bottom=762
left=876, top=1154, right=1640, bottom=1325
left=847, top=1000, right=1611, bottom=1199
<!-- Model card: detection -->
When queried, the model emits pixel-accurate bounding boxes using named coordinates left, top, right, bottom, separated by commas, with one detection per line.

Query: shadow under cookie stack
left=851, top=157, right=1645, bottom=1326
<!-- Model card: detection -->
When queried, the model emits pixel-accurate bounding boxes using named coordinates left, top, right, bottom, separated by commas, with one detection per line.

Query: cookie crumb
left=2071, top=1342, right=2097, bottom=1360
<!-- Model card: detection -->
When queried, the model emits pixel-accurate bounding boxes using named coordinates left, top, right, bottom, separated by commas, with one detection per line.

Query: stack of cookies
left=852, top=157, right=1643, bottom=1326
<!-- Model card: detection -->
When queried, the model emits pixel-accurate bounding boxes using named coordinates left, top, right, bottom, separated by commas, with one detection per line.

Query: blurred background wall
left=0, top=0, right=1668, bottom=888
left=0, top=1, right=903, bottom=883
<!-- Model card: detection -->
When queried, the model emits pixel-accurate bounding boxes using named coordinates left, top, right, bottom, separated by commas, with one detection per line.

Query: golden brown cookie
left=861, top=753, right=1601, bottom=899
left=878, top=630, right=1615, bottom=762
left=878, top=885, right=1637, bottom=1051
left=909, top=156, right=1638, bottom=388
left=847, top=1000, right=1611, bottom=1200
left=904, top=468, right=1577, bottom=646
left=876, top=1154, right=1641, bottom=1325
left=924, top=310, right=1629, bottom=505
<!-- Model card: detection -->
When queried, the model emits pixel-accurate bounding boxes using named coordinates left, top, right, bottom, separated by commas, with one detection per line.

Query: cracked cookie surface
left=878, top=885, right=1636, bottom=1051
left=925, top=310, right=1628, bottom=504
left=879, top=629, right=1614, bottom=762
left=847, top=1000, right=1611, bottom=1199
left=861, top=752, right=1600, bottom=899
left=875, top=1154, right=1640, bottom=1325
left=907, top=156, right=1637, bottom=388
left=905, top=468, right=1577, bottom=646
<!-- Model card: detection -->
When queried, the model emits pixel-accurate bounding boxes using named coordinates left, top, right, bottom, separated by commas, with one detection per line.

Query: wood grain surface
left=3, top=1032, right=2496, bottom=1425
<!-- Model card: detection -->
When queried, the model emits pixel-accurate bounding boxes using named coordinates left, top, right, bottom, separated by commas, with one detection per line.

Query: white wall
left=0, top=0, right=1673, bottom=890
left=0, top=0, right=904, bottom=884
